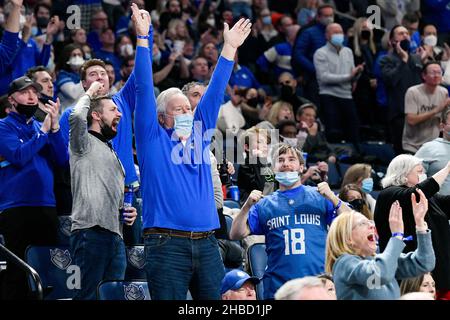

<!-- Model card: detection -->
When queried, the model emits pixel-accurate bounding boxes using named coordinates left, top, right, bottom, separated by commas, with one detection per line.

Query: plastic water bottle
left=120, top=185, right=134, bottom=223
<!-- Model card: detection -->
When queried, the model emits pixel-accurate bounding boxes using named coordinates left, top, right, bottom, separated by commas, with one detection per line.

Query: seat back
left=97, top=280, right=150, bottom=300
left=223, top=199, right=240, bottom=209
left=25, top=245, right=76, bottom=300
left=125, top=246, right=146, bottom=280
left=247, top=243, right=267, bottom=300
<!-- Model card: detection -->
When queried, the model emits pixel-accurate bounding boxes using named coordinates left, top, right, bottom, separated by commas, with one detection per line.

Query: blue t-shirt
left=248, top=184, right=335, bottom=299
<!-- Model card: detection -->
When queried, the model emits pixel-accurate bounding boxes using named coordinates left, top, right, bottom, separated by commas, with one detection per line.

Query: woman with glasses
left=325, top=189, right=435, bottom=300
left=375, top=154, right=450, bottom=299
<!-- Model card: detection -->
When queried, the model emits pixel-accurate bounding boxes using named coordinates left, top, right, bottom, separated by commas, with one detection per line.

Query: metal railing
left=0, top=243, right=44, bottom=300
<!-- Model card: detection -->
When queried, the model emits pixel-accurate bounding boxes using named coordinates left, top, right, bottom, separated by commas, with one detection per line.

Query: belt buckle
left=190, top=231, right=195, bottom=239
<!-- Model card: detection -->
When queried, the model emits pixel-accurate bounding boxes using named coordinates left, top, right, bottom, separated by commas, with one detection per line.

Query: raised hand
left=388, top=201, right=404, bottom=235
left=412, top=189, right=428, bottom=229
left=131, top=3, right=151, bottom=36
left=317, top=182, right=335, bottom=200
left=223, top=18, right=252, bottom=49
left=43, top=98, right=61, bottom=131
left=46, top=16, right=60, bottom=36
left=86, top=81, right=104, bottom=98
left=243, top=189, right=263, bottom=210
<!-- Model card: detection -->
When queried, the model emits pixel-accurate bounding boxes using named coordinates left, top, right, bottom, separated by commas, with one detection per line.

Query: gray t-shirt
left=403, top=84, right=447, bottom=153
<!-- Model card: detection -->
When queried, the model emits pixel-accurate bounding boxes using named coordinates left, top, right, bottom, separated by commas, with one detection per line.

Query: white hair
left=155, top=87, right=187, bottom=114
left=382, top=154, right=423, bottom=188
left=274, top=276, right=323, bottom=300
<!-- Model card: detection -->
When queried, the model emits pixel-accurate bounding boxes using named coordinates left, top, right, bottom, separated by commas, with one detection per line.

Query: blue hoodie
left=0, top=112, right=69, bottom=210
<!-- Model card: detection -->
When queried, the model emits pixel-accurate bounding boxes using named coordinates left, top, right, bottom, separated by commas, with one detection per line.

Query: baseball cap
left=220, top=269, right=260, bottom=295
left=8, top=76, right=42, bottom=96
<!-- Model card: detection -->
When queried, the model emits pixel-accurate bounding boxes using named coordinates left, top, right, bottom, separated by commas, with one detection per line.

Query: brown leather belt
left=143, top=227, right=215, bottom=240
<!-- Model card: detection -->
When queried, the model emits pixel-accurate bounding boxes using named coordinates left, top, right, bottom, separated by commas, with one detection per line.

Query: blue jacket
left=0, top=112, right=69, bottom=210
left=0, top=31, right=19, bottom=76
left=134, top=41, right=234, bottom=231
left=292, top=23, right=326, bottom=76
left=0, top=37, right=50, bottom=95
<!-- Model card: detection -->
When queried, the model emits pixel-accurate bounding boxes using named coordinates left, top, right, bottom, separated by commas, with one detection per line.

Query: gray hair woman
left=374, top=155, right=450, bottom=300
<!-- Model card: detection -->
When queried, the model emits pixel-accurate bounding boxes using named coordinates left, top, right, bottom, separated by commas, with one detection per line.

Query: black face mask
left=400, top=39, right=410, bottom=52
left=349, top=198, right=365, bottom=212
left=37, top=17, right=49, bottom=28
left=15, top=103, right=39, bottom=119
left=280, top=84, right=294, bottom=98
left=360, top=30, right=371, bottom=41
left=100, top=120, right=118, bottom=140
left=246, top=97, right=258, bottom=108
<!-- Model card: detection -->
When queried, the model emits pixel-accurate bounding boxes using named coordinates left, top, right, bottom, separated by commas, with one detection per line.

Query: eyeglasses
left=352, top=220, right=375, bottom=229
left=427, top=71, right=443, bottom=76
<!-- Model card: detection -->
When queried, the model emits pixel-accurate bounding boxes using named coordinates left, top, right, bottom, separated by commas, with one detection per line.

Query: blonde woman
left=257, top=100, right=294, bottom=130
left=325, top=189, right=435, bottom=300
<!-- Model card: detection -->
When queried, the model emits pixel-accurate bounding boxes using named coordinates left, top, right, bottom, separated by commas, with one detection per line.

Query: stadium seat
left=25, top=245, right=76, bottom=300
left=247, top=243, right=267, bottom=300
left=97, top=280, right=151, bottom=300
left=223, top=199, right=241, bottom=209
left=125, top=246, right=146, bottom=280
left=57, top=215, right=72, bottom=246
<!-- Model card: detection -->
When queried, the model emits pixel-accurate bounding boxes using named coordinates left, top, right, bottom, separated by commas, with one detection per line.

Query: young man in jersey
left=230, top=144, right=350, bottom=299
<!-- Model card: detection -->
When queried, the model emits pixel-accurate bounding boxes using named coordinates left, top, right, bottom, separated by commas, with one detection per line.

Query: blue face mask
left=275, top=171, right=300, bottom=187
left=174, top=113, right=194, bottom=138
left=262, top=16, right=272, bottom=25
left=330, top=34, right=344, bottom=47
left=361, top=177, right=373, bottom=193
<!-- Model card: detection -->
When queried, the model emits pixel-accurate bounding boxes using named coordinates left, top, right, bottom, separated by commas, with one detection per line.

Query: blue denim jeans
left=70, top=227, right=126, bottom=300
left=144, top=234, right=225, bottom=300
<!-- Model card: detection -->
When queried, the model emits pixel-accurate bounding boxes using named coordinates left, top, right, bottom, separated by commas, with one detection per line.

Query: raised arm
left=131, top=3, right=159, bottom=150
left=230, top=190, right=263, bottom=240
left=195, top=18, right=251, bottom=130
left=0, top=0, right=21, bottom=73
left=4, top=0, right=22, bottom=33
left=69, top=81, right=103, bottom=154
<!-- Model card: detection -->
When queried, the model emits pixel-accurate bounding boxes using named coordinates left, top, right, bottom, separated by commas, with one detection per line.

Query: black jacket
left=374, top=178, right=450, bottom=290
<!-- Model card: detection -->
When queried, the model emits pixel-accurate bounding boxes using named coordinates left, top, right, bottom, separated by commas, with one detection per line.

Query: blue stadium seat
left=97, top=280, right=151, bottom=300
left=125, top=246, right=146, bottom=280
left=247, top=243, right=267, bottom=300
left=223, top=199, right=240, bottom=209
left=25, top=245, right=76, bottom=300
left=57, top=215, right=72, bottom=246
left=360, top=142, right=396, bottom=166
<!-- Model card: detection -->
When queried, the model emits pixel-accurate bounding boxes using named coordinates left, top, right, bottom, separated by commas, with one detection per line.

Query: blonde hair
left=325, top=211, right=357, bottom=274
left=341, top=163, right=372, bottom=188
left=352, top=18, right=376, bottom=57
left=167, top=19, right=189, bottom=41
left=266, top=101, right=294, bottom=126
left=240, top=126, right=271, bottom=150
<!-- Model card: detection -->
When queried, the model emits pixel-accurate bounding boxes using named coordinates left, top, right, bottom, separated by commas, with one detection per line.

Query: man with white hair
left=132, top=2, right=252, bottom=300
left=274, top=276, right=334, bottom=300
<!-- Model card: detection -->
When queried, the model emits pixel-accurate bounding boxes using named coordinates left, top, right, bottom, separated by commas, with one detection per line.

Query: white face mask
left=418, top=173, right=427, bottom=183
left=282, top=136, right=298, bottom=148
left=423, top=35, right=437, bottom=47
left=120, top=44, right=134, bottom=57
left=206, top=18, right=215, bottom=27
left=0, top=13, right=5, bottom=25
left=67, top=56, right=85, bottom=68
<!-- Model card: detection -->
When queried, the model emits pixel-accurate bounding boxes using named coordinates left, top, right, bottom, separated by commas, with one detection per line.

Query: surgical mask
left=84, top=53, right=92, bottom=60
left=36, top=17, right=49, bottom=28
left=360, top=30, right=371, bottom=41
left=282, top=137, right=298, bottom=148
left=174, top=113, right=194, bottom=138
left=349, top=198, right=365, bottom=212
left=400, top=39, right=410, bottom=52
left=275, top=171, right=300, bottom=187
left=262, top=16, right=272, bottom=25
left=206, top=18, right=215, bottom=27
left=361, top=177, right=373, bottom=193
left=19, top=15, right=26, bottom=30
left=67, top=56, right=85, bottom=68
left=0, top=13, right=5, bottom=25
left=15, top=103, right=39, bottom=118
left=319, top=16, right=333, bottom=26
left=120, top=44, right=134, bottom=57
left=418, top=173, right=427, bottom=183
left=31, top=26, right=38, bottom=36
left=423, top=35, right=437, bottom=47
left=100, top=119, right=117, bottom=140
left=330, top=34, right=344, bottom=47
